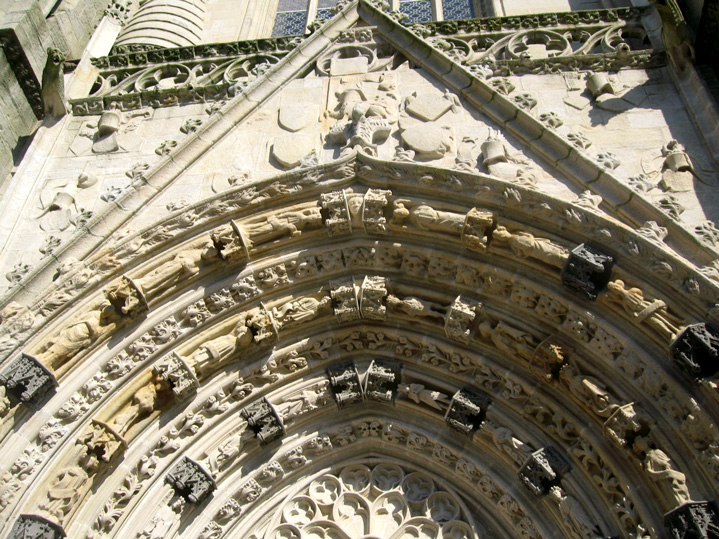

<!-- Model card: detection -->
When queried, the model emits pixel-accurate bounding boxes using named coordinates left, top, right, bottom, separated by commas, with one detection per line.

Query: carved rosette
left=462, top=208, right=495, bottom=253
left=561, top=243, right=614, bottom=300
left=444, top=388, right=489, bottom=434
left=153, top=352, right=200, bottom=401
left=9, top=514, right=66, bottom=539
left=211, top=220, right=249, bottom=261
left=330, top=278, right=360, bottom=322
left=321, top=190, right=351, bottom=236
left=364, top=360, right=400, bottom=402
left=518, top=447, right=568, bottom=496
left=670, top=323, right=719, bottom=378
left=363, top=189, right=391, bottom=234
left=0, top=353, right=57, bottom=406
left=327, top=362, right=363, bottom=408
left=166, top=457, right=216, bottom=504
left=444, top=296, right=479, bottom=343
left=104, top=275, right=147, bottom=316
left=240, top=398, right=285, bottom=445
left=664, top=501, right=719, bottom=538
left=359, top=275, right=388, bottom=320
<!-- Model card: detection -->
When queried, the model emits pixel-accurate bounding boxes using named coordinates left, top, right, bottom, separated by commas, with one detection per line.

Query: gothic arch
left=1, top=150, right=719, bottom=538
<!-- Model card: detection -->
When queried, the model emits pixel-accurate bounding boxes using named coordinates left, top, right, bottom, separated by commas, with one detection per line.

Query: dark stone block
left=166, top=457, right=215, bottom=504
left=444, top=388, right=489, bottom=434
left=0, top=354, right=56, bottom=406
left=364, top=360, right=400, bottom=402
left=240, top=397, right=284, bottom=445
left=671, top=324, right=719, bottom=378
left=9, top=514, right=65, bottom=538
left=561, top=243, right=614, bottom=300
left=665, top=500, right=719, bottom=538
left=328, top=362, right=363, bottom=408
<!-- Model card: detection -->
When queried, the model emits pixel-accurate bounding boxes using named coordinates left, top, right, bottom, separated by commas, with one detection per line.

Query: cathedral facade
left=1, top=0, right=719, bottom=537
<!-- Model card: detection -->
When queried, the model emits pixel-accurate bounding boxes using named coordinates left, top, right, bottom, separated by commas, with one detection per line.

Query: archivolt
left=1, top=156, right=718, bottom=538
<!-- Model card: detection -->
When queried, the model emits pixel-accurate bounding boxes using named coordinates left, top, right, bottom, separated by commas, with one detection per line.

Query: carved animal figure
left=41, top=48, right=67, bottom=118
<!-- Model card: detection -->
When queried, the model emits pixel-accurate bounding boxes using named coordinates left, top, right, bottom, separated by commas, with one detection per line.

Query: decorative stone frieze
left=153, top=352, right=200, bottom=401
left=561, top=244, right=615, bottom=300
left=165, top=457, right=216, bottom=504
left=240, top=398, right=284, bottom=445
left=444, top=388, right=489, bottom=434
left=327, top=362, right=363, bottom=408
left=364, top=360, right=400, bottom=402
left=518, top=446, right=569, bottom=496
left=671, top=323, right=719, bottom=378
left=664, top=501, right=719, bottom=539
left=9, top=514, right=66, bottom=539
left=0, top=354, right=56, bottom=406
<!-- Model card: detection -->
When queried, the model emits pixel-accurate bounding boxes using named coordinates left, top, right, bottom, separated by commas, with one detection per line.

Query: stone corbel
left=240, top=397, right=285, bottom=445
left=518, top=446, right=569, bottom=496
left=0, top=353, right=57, bottom=407
left=330, top=277, right=361, bottom=322
left=104, top=275, right=148, bottom=317
left=444, top=388, right=489, bottom=434
left=166, top=456, right=216, bottom=504
left=327, top=362, right=363, bottom=408
left=153, top=352, right=200, bottom=401
left=561, top=243, right=614, bottom=300
left=670, top=323, right=719, bottom=379
left=363, top=359, right=400, bottom=402
left=359, top=275, right=388, bottom=320
left=9, top=514, right=66, bottom=539
left=444, top=296, right=480, bottom=343
left=462, top=208, right=495, bottom=253
left=603, top=402, right=649, bottom=447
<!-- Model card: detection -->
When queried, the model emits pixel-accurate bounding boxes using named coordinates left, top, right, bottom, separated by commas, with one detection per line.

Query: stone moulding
left=0, top=29, right=43, bottom=119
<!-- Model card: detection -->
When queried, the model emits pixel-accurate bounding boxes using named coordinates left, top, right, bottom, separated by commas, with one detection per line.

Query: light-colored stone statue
left=33, top=298, right=120, bottom=372
left=478, top=320, right=537, bottom=362
left=491, top=226, right=569, bottom=268
left=634, top=437, right=691, bottom=511
left=105, top=372, right=170, bottom=438
left=203, top=426, right=254, bottom=478
left=186, top=316, right=254, bottom=377
left=271, top=293, right=332, bottom=329
left=559, top=363, right=618, bottom=418
left=386, top=293, right=446, bottom=321
left=397, top=383, right=450, bottom=410
left=135, top=239, right=219, bottom=300
left=275, top=381, right=331, bottom=422
left=138, top=495, right=185, bottom=538
left=242, top=206, right=323, bottom=248
left=484, top=421, right=533, bottom=466
left=601, top=280, right=681, bottom=341
left=548, top=486, right=601, bottom=538
left=392, top=202, right=465, bottom=236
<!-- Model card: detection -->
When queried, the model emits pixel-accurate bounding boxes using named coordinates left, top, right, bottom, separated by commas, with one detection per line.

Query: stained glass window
left=443, top=0, right=475, bottom=20
left=399, top=0, right=433, bottom=23
left=272, top=0, right=309, bottom=37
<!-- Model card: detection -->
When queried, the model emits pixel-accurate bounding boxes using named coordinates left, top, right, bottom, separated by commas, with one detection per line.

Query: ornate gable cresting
left=1, top=1, right=719, bottom=538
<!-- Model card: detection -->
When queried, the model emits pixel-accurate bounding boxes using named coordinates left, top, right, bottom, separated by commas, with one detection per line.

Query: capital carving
left=444, top=296, right=479, bottom=343
left=364, top=360, right=400, bottom=402
left=664, top=501, right=719, bottom=538
left=444, top=388, right=489, bottom=434
left=359, top=275, right=388, bottom=320
left=240, top=397, right=284, bottom=445
left=211, top=220, right=249, bottom=261
left=330, top=278, right=360, bottom=322
left=518, top=446, right=569, bottom=496
left=9, top=514, right=66, bottom=539
left=327, top=362, right=363, bottom=408
left=671, top=323, right=719, bottom=378
left=561, top=243, right=614, bottom=300
left=153, top=352, right=200, bottom=401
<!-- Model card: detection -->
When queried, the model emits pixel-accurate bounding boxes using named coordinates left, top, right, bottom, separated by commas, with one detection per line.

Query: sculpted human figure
left=601, top=279, right=681, bottom=341
left=105, top=373, right=170, bottom=438
left=139, top=496, right=185, bottom=538
left=478, top=320, right=537, bottom=362
left=34, top=298, right=120, bottom=372
left=491, top=226, right=569, bottom=268
left=559, top=363, right=618, bottom=418
left=392, top=202, right=465, bottom=236
left=186, top=315, right=253, bottom=377
left=548, top=486, right=601, bottom=538
left=135, top=239, right=219, bottom=300
left=483, top=420, right=533, bottom=466
left=397, top=383, right=450, bottom=410
left=634, top=436, right=691, bottom=510
left=271, top=294, right=332, bottom=329
left=39, top=444, right=98, bottom=524
left=242, top=207, right=323, bottom=248
left=275, top=381, right=331, bottom=421
left=203, top=426, right=254, bottom=478
left=386, top=293, right=446, bottom=321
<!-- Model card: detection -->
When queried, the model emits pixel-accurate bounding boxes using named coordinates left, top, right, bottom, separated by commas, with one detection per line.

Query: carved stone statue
left=271, top=293, right=332, bottom=329
left=559, top=363, right=618, bottom=418
left=634, top=437, right=691, bottom=510
left=138, top=496, right=185, bottom=538
left=203, top=426, right=254, bottom=478
left=483, top=420, right=533, bottom=466
left=186, top=316, right=254, bottom=377
left=386, top=293, right=446, bottom=321
left=33, top=299, right=120, bottom=372
left=491, top=226, right=569, bottom=268
left=548, top=486, right=601, bottom=538
left=397, top=383, right=450, bottom=410
left=41, top=48, right=66, bottom=118
left=392, top=202, right=465, bottom=236
left=242, top=206, right=323, bottom=248
left=329, top=101, right=393, bottom=156
left=274, top=381, right=331, bottom=422
left=104, top=372, right=170, bottom=439
left=601, top=279, right=681, bottom=341
left=478, top=320, right=537, bottom=362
